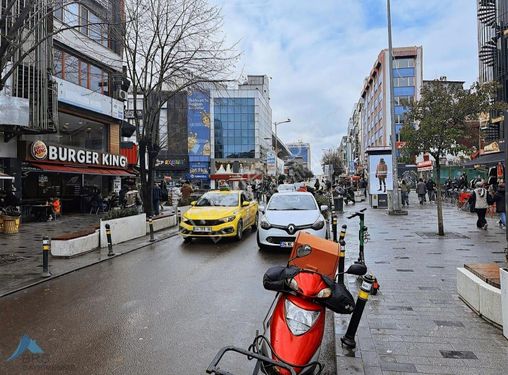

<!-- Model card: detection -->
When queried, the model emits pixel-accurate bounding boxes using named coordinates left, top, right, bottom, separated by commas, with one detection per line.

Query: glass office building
left=214, top=98, right=256, bottom=159
left=210, top=75, right=272, bottom=174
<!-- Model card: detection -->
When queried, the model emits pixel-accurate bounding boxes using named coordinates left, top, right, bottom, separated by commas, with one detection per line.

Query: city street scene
left=2, top=1, right=508, bottom=374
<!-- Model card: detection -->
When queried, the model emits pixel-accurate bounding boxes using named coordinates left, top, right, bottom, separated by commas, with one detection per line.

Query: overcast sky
left=214, top=0, right=478, bottom=174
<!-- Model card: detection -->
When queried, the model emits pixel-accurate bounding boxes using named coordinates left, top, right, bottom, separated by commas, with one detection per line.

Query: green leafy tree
left=401, top=78, right=503, bottom=235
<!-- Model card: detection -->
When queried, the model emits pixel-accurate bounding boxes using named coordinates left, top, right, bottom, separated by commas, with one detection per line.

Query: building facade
left=1, top=0, right=131, bottom=216
left=211, top=75, right=272, bottom=176
left=477, top=0, right=508, bottom=145
left=286, top=142, right=311, bottom=171
left=360, top=46, right=423, bottom=152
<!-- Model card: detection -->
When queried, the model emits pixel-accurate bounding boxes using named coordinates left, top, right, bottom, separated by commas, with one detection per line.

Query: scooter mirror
left=296, top=244, right=312, bottom=258
left=345, top=263, right=367, bottom=276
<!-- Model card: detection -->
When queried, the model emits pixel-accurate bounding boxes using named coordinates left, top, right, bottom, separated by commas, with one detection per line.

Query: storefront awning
left=463, top=152, right=504, bottom=167
left=29, top=163, right=136, bottom=177
left=0, top=172, right=14, bottom=180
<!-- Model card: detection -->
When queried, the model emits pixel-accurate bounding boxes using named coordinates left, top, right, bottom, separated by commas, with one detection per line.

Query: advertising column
left=187, top=90, right=211, bottom=186
left=368, top=153, right=393, bottom=208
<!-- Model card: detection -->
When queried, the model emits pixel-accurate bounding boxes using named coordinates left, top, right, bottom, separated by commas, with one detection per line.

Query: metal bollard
left=105, top=224, right=115, bottom=256
left=149, top=217, right=155, bottom=242
left=42, top=236, right=51, bottom=278
left=332, top=214, right=338, bottom=243
left=338, top=225, right=347, bottom=284
left=341, top=273, right=375, bottom=349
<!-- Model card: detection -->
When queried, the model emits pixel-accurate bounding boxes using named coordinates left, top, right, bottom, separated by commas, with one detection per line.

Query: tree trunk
left=435, top=162, right=445, bottom=236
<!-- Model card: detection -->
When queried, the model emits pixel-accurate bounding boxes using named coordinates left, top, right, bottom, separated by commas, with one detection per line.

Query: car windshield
left=267, top=194, right=317, bottom=211
left=278, top=184, right=295, bottom=192
left=196, top=192, right=239, bottom=207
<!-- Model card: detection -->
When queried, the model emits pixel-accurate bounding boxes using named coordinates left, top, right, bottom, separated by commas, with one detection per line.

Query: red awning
left=30, top=163, right=135, bottom=177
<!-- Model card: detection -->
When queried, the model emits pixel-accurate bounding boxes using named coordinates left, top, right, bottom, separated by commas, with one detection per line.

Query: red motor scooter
left=207, top=233, right=366, bottom=375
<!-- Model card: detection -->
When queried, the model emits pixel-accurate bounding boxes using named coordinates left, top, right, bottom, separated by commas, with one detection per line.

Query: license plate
left=194, top=226, right=212, bottom=233
left=280, top=241, right=294, bottom=248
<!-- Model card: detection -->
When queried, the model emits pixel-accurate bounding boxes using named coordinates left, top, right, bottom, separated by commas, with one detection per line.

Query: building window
left=54, top=2, right=109, bottom=48
left=54, top=48, right=110, bottom=95
left=214, top=98, right=255, bottom=159
left=394, top=58, right=415, bottom=68
left=393, top=77, right=415, bottom=87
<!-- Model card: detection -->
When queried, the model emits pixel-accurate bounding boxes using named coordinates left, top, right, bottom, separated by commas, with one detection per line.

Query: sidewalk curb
left=0, top=228, right=180, bottom=299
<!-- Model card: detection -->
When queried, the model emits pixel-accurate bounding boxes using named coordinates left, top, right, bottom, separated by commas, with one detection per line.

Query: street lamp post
left=386, top=0, right=404, bottom=214
left=274, top=119, right=291, bottom=179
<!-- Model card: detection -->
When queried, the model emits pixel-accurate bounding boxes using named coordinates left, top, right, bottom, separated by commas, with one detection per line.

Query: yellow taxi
left=179, top=190, right=258, bottom=243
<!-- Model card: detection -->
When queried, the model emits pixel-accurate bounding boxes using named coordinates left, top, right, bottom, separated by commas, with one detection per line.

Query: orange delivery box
left=288, top=231, right=340, bottom=279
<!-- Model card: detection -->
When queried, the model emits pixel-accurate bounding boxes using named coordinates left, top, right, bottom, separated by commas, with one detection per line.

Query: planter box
left=146, top=215, right=177, bottom=233
left=501, top=268, right=508, bottom=339
left=457, top=267, right=502, bottom=327
left=51, top=231, right=99, bottom=257
left=100, top=213, right=146, bottom=247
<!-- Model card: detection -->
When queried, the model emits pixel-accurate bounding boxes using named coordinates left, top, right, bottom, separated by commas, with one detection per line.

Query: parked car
left=179, top=190, right=258, bottom=243
left=257, top=192, right=328, bottom=250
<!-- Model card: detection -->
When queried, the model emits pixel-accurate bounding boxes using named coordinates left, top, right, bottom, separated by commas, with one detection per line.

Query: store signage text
left=31, top=141, right=127, bottom=168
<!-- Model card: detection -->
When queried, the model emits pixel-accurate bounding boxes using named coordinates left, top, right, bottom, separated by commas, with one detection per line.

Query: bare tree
left=122, top=0, right=238, bottom=216
left=321, top=149, right=344, bottom=179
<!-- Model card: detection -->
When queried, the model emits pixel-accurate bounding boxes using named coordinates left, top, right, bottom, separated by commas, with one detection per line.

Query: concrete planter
left=100, top=213, right=146, bottom=247
left=146, top=215, right=177, bottom=233
left=457, top=267, right=502, bottom=327
left=51, top=230, right=99, bottom=257
left=501, top=268, right=508, bottom=339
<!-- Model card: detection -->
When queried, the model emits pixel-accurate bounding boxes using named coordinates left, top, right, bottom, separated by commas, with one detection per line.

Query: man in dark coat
left=491, top=183, right=506, bottom=228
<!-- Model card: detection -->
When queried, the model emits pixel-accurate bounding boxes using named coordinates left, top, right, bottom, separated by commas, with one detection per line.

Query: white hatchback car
left=257, top=192, right=328, bottom=250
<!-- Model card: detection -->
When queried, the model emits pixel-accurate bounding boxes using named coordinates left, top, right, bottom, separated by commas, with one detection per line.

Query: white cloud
left=214, top=0, right=478, bottom=173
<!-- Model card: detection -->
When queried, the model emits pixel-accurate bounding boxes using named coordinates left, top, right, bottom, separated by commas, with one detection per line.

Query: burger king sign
left=31, top=140, right=48, bottom=160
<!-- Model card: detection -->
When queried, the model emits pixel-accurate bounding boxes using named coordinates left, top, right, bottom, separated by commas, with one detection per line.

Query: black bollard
left=341, top=273, right=375, bottom=349
left=332, top=214, right=338, bottom=243
left=149, top=217, right=155, bottom=242
left=42, top=236, right=51, bottom=278
left=337, top=225, right=347, bottom=284
left=105, top=224, right=115, bottom=256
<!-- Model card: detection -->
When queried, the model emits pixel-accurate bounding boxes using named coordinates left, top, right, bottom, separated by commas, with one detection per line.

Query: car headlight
left=311, top=218, right=325, bottom=230
left=219, top=215, right=236, bottom=223
left=315, top=287, right=332, bottom=298
left=260, top=217, right=271, bottom=229
left=285, top=299, right=320, bottom=336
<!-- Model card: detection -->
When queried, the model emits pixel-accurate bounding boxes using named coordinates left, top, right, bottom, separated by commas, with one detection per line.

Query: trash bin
left=334, top=195, right=344, bottom=213
left=2, top=215, right=20, bottom=234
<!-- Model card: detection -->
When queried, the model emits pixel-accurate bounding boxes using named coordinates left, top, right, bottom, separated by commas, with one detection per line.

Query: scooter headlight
left=285, top=299, right=320, bottom=336
left=315, top=287, right=332, bottom=298
left=287, top=278, right=298, bottom=292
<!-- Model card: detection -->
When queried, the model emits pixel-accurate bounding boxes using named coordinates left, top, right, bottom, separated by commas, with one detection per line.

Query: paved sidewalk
left=0, top=209, right=178, bottom=297
left=334, top=197, right=508, bottom=375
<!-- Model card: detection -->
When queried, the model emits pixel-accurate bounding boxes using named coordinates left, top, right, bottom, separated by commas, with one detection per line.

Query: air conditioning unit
left=116, top=89, right=128, bottom=101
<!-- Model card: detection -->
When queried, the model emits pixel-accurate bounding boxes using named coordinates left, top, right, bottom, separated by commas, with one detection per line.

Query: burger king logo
left=31, top=140, right=48, bottom=160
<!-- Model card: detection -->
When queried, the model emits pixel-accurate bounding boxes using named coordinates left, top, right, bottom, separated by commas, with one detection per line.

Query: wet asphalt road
left=0, top=229, right=336, bottom=375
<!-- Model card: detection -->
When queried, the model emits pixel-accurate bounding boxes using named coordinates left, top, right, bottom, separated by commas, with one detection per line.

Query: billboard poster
left=368, top=154, right=393, bottom=195
left=187, top=90, right=211, bottom=157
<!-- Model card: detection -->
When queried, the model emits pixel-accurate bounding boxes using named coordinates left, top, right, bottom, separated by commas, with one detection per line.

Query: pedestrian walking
left=469, top=181, right=489, bottom=230
left=152, top=182, right=162, bottom=216
left=426, top=178, right=436, bottom=202
left=491, top=183, right=506, bottom=228
left=416, top=178, right=427, bottom=205
left=400, top=180, right=410, bottom=206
